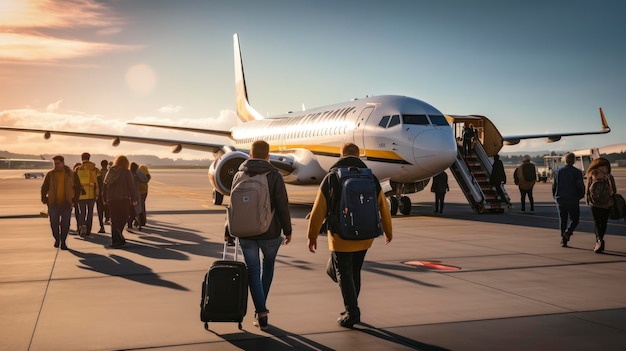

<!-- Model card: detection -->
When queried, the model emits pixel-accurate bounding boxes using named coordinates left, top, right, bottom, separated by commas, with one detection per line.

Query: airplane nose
left=413, top=128, right=458, bottom=176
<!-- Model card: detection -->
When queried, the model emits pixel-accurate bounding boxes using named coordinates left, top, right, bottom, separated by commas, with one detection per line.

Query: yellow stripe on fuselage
left=263, top=144, right=408, bottom=164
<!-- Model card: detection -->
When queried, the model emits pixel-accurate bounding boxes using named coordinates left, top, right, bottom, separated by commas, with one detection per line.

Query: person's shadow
left=353, top=322, right=451, bottom=351
left=69, top=249, right=188, bottom=291
left=207, top=325, right=334, bottom=351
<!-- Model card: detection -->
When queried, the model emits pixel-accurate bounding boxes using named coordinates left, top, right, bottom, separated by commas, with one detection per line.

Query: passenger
left=431, top=171, right=449, bottom=213
left=41, top=155, right=81, bottom=250
left=102, top=155, right=138, bottom=247
left=96, top=159, right=110, bottom=233
left=138, top=164, right=151, bottom=226
left=514, top=155, right=537, bottom=212
left=71, top=162, right=83, bottom=234
left=462, top=123, right=475, bottom=157
left=552, top=152, right=585, bottom=247
left=128, top=162, right=148, bottom=230
left=228, top=140, right=292, bottom=330
left=585, top=158, right=616, bottom=253
left=307, top=142, right=393, bottom=328
left=75, top=152, right=100, bottom=237
left=490, top=154, right=507, bottom=201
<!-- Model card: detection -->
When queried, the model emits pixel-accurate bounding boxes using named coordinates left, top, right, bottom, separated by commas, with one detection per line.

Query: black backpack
left=327, top=167, right=382, bottom=240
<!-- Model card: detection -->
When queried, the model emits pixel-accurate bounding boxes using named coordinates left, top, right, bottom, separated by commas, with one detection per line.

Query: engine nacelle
left=208, top=151, right=249, bottom=196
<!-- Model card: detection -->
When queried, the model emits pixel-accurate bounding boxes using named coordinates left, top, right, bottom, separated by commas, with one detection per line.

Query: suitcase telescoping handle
left=223, top=237, right=240, bottom=261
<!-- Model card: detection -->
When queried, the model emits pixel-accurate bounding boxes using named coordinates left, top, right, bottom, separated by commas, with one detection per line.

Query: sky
left=0, top=0, right=625, bottom=160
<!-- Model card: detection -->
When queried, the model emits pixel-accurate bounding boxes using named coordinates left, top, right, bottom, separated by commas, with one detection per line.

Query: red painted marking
left=403, top=260, right=461, bottom=271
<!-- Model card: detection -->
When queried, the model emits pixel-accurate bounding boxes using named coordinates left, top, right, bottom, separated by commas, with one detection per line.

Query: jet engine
left=207, top=151, right=249, bottom=197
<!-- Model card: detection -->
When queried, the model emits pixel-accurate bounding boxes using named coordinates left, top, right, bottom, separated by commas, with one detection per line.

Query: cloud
left=46, top=100, right=62, bottom=112
left=158, top=104, right=183, bottom=114
left=0, top=0, right=121, bottom=29
left=0, top=0, right=141, bottom=63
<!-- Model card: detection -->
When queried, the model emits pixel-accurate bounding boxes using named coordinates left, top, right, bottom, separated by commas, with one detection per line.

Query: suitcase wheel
left=204, top=322, right=209, bottom=331
left=238, top=322, right=242, bottom=330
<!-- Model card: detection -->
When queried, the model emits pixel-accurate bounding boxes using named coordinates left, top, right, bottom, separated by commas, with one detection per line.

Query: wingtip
left=599, top=107, right=610, bottom=131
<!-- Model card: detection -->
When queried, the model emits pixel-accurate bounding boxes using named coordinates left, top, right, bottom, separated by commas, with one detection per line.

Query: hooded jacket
left=102, top=166, right=137, bottom=203
left=307, top=156, right=392, bottom=252
left=232, top=158, right=292, bottom=240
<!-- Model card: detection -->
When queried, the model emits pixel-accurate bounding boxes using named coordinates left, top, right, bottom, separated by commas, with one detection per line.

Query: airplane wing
left=0, top=126, right=227, bottom=154
left=127, top=122, right=233, bottom=138
left=502, top=107, right=610, bottom=145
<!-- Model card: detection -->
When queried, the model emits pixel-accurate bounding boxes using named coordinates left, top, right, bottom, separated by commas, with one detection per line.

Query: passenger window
left=402, top=114, right=429, bottom=125
left=388, top=115, right=400, bottom=128
left=428, top=115, right=450, bottom=126
left=378, top=115, right=390, bottom=128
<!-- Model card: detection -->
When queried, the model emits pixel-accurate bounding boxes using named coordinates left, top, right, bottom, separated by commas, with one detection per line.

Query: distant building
left=0, top=158, right=52, bottom=169
left=616, top=159, right=626, bottom=167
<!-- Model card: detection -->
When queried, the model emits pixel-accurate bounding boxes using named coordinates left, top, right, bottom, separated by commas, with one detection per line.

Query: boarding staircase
left=449, top=140, right=511, bottom=213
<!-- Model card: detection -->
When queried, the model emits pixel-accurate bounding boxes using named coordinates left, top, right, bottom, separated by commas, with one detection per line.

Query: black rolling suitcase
left=200, top=239, right=248, bottom=330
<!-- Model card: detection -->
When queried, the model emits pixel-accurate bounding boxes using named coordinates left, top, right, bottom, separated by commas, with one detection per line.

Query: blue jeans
left=556, top=200, right=580, bottom=235
left=48, top=203, right=72, bottom=244
left=239, top=235, right=284, bottom=314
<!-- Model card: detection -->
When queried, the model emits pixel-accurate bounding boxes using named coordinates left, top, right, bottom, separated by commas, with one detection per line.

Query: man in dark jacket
left=552, top=152, right=585, bottom=247
left=490, top=154, right=507, bottom=201
left=229, top=140, right=292, bottom=330
left=431, top=171, right=449, bottom=213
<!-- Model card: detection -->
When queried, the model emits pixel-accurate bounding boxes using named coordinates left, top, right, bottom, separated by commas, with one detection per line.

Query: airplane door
left=353, top=106, right=375, bottom=157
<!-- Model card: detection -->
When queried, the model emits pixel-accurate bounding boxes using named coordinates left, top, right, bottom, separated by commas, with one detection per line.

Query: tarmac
left=1, top=167, right=625, bottom=351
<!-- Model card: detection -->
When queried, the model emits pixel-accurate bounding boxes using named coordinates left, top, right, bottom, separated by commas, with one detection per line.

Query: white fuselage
left=230, top=95, right=458, bottom=186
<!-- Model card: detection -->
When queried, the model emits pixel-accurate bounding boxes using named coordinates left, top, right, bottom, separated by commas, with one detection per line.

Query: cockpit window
left=403, top=114, right=429, bottom=125
left=388, top=115, right=401, bottom=127
left=428, top=114, right=450, bottom=126
left=378, top=115, right=390, bottom=128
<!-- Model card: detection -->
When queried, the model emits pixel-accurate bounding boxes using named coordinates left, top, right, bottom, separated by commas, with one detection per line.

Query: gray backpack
left=227, top=172, right=273, bottom=237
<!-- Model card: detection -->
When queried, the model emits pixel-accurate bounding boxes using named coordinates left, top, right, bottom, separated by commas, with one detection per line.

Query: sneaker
left=60, top=243, right=68, bottom=250
left=79, top=225, right=87, bottom=237
left=54, top=240, right=60, bottom=248
left=98, top=227, right=105, bottom=234
left=594, top=240, right=605, bottom=253
left=337, top=312, right=360, bottom=328
left=561, top=232, right=571, bottom=247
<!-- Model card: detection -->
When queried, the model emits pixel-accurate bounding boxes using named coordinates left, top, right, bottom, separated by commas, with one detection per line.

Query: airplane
left=0, top=34, right=612, bottom=215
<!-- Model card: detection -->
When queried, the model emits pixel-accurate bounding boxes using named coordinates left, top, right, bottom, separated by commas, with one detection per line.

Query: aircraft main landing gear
left=387, top=196, right=412, bottom=216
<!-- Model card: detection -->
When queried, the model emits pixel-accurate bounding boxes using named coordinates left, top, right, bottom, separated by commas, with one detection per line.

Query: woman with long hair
left=102, top=155, right=138, bottom=247
left=585, top=157, right=616, bottom=253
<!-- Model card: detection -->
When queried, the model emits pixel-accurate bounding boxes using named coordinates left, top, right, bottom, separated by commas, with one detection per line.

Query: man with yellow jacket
left=307, top=143, right=393, bottom=328
left=75, top=152, right=100, bottom=236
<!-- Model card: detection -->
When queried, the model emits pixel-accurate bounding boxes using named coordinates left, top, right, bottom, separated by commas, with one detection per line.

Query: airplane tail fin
left=233, top=33, right=264, bottom=123
left=599, top=107, right=610, bottom=132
